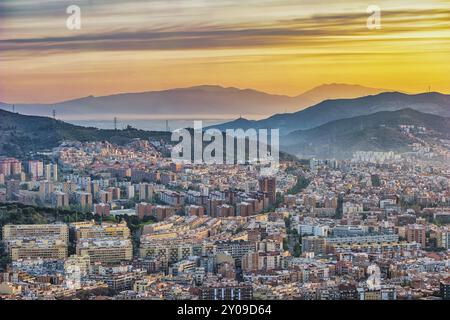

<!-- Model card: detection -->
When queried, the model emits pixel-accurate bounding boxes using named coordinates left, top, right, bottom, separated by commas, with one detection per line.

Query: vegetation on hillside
left=0, top=109, right=171, bottom=157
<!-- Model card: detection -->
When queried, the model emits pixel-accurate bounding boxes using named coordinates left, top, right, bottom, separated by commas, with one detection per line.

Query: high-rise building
left=108, top=187, right=121, bottom=200
left=236, top=202, right=254, bottom=217
left=27, top=160, right=44, bottom=180
left=207, top=199, right=224, bottom=217
left=126, top=185, right=135, bottom=199
left=136, top=202, right=155, bottom=219
left=52, top=191, right=70, bottom=209
left=98, top=190, right=113, bottom=203
left=258, top=176, right=276, bottom=206
left=406, top=224, right=426, bottom=248
left=139, top=183, right=155, bottom=201
left=90, top=182, right=100, bottom=198
left=44, top=164, right=51, bottom=181
left=76, top=192, right=93, bottom=212
left=39, top=181, right=55, bottom=202
left=185, top=205, right=205, bottom=217
left=44, top=163, right=58, bottom=182
left=0, top=157, right=22, bottom=176
left=216, top=204, right=235, bottom=217
left=153, top=205, right=176, bottom=221
left=94, top=203, right=111, bottom=216
left=437, top=230, right=450, bottom=249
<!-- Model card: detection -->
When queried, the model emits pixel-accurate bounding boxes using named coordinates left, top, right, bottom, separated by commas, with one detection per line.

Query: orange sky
left=0, top=0, right=449, bottom=103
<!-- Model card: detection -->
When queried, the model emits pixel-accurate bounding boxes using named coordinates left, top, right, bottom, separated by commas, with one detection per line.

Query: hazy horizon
left=1, top=0, right=449, bottom=104
left=1, top=82, right=447, bottom=106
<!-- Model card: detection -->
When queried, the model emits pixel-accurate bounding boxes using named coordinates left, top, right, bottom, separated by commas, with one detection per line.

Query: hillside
left=212, top=92, right=450, bottom=134
left=0, top=109, right=171, bottom=157
left=0, top=84, right=388, bottom=120
left=281, top=109, right=450, bottom=159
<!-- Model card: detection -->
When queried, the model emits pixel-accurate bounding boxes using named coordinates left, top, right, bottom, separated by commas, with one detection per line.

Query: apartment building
left=302, top=236, right=326, bottom=256
left=0, top=157, right=22, bottom=176
left=52, top=191, right=69, bottom=209
left=70, top=221, right=130, bottom=242
left=406, top=224, right=427, bottom=248
left=7, top=239, right=68, bottom=261
left=76, top=192, right=93, bottom=212
left=76, top=239, right=133, bottom=265
left=3, top=224, right=69, bottom=243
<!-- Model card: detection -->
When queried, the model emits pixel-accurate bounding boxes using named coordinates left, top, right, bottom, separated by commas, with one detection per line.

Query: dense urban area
left=0, top=123, right=449, bottom=300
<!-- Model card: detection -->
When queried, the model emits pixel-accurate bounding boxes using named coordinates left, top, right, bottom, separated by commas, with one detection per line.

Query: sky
left=0, top=0, right=449, bottom=103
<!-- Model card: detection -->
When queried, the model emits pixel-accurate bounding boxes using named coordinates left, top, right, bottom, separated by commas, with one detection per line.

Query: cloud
left=0, top=8, right=449, bottom=56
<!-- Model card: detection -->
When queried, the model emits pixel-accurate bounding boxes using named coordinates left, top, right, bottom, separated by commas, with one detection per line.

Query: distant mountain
left=0, top=84, right=388, bottom=120
left=212, top=92, right=450, bottom=134
left=281, top=108, right=450, bottom=159
left=295, top=83, right=388, bottom=107
left=0, top=109, right=170, bottom=157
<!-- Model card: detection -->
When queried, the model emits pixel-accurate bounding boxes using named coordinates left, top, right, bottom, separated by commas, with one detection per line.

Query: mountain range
left=1, top=87, right=450, bottom=160
left=212, top=92, right=450, bottom=134
left=0, top=84, right=387, bottom=120
left=281, top=108, right=450, bottom=159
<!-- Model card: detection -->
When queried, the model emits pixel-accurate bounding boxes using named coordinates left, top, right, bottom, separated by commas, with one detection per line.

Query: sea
left=67, top=119, right=231, bottom=132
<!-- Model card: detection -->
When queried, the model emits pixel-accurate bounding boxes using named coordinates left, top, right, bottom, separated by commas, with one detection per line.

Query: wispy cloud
left=1, top=0, right=449, bottom=102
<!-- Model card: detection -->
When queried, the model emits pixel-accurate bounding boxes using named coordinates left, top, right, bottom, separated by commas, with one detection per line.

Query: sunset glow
left=1, top=0, right=449, bottom=103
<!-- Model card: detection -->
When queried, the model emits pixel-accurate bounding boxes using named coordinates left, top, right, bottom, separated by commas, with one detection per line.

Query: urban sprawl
left=0, top=125, right=450, bottom=300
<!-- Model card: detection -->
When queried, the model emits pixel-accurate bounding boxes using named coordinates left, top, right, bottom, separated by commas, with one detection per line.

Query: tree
left=275, top=192, right=284, bottom=207
left=293, top=243, right=302, bottom=257
left=284, top=217, right=291, bottom=231
left=288, top=176, right=310, bottom=195
left=283, top=238, right=289, bottom=251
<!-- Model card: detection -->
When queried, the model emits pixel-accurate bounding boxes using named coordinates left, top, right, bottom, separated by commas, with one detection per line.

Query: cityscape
left=0, top=0, right=449, bottom=304
left=0, top=128, right=449, bottom=300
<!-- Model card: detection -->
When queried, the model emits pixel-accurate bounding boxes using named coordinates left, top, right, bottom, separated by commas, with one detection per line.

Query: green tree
left=293, top=243, right=302, bottom=257
left=283, top=238, right=289, bottom=251
left=288, top=176, right=310, bottom=195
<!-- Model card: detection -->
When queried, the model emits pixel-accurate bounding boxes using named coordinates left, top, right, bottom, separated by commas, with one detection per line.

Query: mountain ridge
left=280, top=108, right=450, bottom=159
left=0, top=83, right=390, bottom=120
left=212, top=91, right=450, bottom=134
left=0, top=109, right=171, bottom=157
